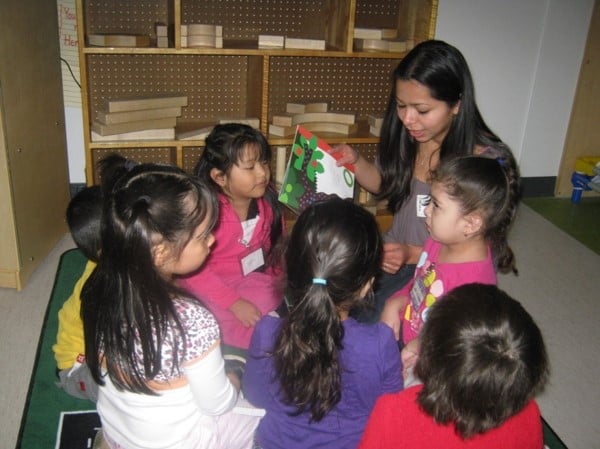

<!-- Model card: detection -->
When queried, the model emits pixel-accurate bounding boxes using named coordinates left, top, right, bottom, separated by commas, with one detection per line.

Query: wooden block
left=291, top=112, right=355, bottom=126
left=284, top=37, right=326, bottom=50
left=271, top=113, right=294, bottom=127
left=369, top=125, right=381, bottom=137
left=285, top=102, right=328, bottom=114
left=91, top=128, right=175, bottom=142
left=177, top=126, right=214, bottom=140
left=302, top=122, right=358, bottom=135
left=187, top=24, right=220, bottom=36
left=96, top=106, right=182, bottom=125
left=353, top=28, right=398, bottom=40
left=181, top=24, right=188, bottom=37
left=105, top=95, right=188, bottom=113
left=181, top=36, right=188, bottom=47
left=156, top=25, right=168, bottom=37
left=271, top=122, right=357, bottom=136
left=388, top=40, right=408, bottom=53
left=269, top=124, right=296, bottom=137
left=91, top=117, right=177, bottom=136
left=157, top=36, right=169, bottom=48
left=218, top=117, right=261, bottom=129
left=354, top=38, right=389, bottom=52
left=258, top=35, right=285, bottom=48
left=275, top=146, right=287, bottom=185
left=87, top=34, right=151, bottom=47
left=187, top=35, right=222, bottom=48
left=367, top=115, right=383, bottom=128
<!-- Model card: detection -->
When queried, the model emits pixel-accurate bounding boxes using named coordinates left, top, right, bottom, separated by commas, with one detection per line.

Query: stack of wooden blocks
left=269, top=103, right=356, bottom=137
left=91, top=95, right=187, bottom=142
left=368, top=115, right=383, bottom=137
left=353, top=27, right=407, bottom=53
left=181, top=24, right=223, bottom=48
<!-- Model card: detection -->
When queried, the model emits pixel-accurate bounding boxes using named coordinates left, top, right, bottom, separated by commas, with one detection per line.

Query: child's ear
left=152, top=242, right=169, bottom=268
left=210, top=168, right=226, bottom=187
left=464, top=212, right=484, bottom=236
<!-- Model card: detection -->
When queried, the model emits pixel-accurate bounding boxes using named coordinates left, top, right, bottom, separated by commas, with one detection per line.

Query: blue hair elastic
left=312, top=278, right=327, bottom=285
left=496, top=156, right=506, bottom=167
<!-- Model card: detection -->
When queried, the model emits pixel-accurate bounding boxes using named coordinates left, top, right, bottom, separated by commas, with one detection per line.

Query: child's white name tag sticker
left=241, top=248, right=265, bottom=276
left=416, top=194, right=430, bottom=218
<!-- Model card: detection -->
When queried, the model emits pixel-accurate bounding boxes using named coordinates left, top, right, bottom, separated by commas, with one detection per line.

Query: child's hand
left=380, top=296, right=407, bottom=341
left=230, top=299, right=262, bottom=327
left=382, top=242, right=409, bottom=273
left=330, top=144, right=359, bottom=166
left=401, top=338, right=420, bottom=372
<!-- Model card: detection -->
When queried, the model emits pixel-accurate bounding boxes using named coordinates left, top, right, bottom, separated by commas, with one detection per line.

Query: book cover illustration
left=278, top=125, right=355, bottom=213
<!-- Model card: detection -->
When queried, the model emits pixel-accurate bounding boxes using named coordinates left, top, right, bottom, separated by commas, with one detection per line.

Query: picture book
left=278, top=125, right=355, bottom=213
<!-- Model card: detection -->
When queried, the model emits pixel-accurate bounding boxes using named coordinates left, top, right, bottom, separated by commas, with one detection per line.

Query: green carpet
left=17, top=248, right=570, bottom=448
left=16, top=249, right=95, bottom=449
left=523, top=196, right=600, bottom=256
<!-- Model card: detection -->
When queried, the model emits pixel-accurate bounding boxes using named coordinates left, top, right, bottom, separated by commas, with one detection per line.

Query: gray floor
left=0, top=205, right=598, bottom=449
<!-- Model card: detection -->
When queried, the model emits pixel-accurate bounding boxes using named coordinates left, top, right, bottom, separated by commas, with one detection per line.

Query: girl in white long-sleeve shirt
left=81, top=155, right=259, bottom=449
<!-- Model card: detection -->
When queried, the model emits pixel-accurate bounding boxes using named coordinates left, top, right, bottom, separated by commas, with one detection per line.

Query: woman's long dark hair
left=82, top=154, right=218, bottom=394
left=378, top=40, right=506, bottom=213
left=273, top=198, right=382, bottom=421
left=195, top=123, right=283, bottom=257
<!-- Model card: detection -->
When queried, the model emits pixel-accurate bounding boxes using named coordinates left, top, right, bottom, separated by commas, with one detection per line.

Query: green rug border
left=16, top=248, right=94, bottom=449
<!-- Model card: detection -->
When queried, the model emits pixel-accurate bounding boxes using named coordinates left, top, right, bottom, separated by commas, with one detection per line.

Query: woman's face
left=395, top=79, right=460, bottom=146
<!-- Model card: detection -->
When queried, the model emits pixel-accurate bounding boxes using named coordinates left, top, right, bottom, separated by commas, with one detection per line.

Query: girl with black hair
left=82, top=155, right=259, bottom=449
left=180, top=123, right=285, bottom=353
left=243, top=198, right=402, bottom=449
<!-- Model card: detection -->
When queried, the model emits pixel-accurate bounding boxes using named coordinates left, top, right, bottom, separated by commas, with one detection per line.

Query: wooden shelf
left=77, top=0, right=438, bottom=184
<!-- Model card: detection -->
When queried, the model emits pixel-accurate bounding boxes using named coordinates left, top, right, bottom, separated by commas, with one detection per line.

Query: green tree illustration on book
left=278, top=126, right=355, bottom=213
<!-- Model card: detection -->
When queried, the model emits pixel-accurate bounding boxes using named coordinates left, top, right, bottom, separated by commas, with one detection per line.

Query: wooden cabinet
left=0, top=0, right=71, bottom=290
left=76, top=0, right=437, bottom=184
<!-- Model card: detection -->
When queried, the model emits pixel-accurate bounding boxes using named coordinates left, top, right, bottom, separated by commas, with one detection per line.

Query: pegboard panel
left=85, top=54, right=257, bottom=122
left=181, top=0, right=330, bottom=40
left=182, top=147, right=204, bottom=173
left=84, top=1, right=171, bottom=36
left=355, top=0, right=401, bottom=29
left=268, top=57, right=398, bottom=119
left=91, top=147, right=176, bottom=183
left=353, top=143, right=379, bottom=164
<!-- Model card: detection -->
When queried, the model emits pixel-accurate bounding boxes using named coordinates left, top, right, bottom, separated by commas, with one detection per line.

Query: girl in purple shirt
left=243, top=199, right=403, bottom=449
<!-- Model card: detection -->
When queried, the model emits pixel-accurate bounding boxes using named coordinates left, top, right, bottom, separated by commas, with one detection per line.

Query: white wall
left=62, top=0, right=594, bottom=182
left=436, top=0, right=594, bottom=177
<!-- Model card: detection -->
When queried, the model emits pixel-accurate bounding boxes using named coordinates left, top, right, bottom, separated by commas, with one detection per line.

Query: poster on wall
left=57, top=0, right=81, bottom=107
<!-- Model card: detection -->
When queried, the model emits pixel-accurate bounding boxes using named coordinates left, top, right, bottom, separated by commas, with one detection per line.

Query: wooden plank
left=91, top=128, right=175, bottom=142
left=87, top=34, right=151, bottom=47
left=218, top=117, right=261, bottom=128
left=177, top=125, right=214, bottom=140
left=105, top=95, right=188, bottom=113
left=91, top=117, right=177, bottom=136
left=285, top=102, right=328, bottom=114
left=284, top=37, right=326, bottom=50
left=353, top=28, right=398, bottom=39
left=291, top=111, right=355, bottom=125
left=272, top=113, right=294, bottom=127
left=96, top=106, right=182, bottom=125
left=258, top=35, right=285, bottom=48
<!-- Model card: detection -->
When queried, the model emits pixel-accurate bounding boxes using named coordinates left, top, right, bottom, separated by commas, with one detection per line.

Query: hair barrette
left=312, top=278, right=327, bottom=285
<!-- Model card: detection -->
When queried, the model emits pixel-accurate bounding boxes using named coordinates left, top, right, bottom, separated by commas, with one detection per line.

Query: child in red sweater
left=359, top=283, right=549, bottom=449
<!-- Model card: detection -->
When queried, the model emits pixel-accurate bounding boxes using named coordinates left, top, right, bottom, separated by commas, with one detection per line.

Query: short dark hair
left=66, top=185, right=102, bottom=261
left=415, top=283, right=549, bottom=439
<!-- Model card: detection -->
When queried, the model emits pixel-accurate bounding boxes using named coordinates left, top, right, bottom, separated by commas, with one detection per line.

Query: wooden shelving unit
left=76, top=0, right=437, bottom=184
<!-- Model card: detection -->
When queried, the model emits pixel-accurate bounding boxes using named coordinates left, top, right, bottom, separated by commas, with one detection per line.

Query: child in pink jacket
left=180, top=124, right=285, bottom=353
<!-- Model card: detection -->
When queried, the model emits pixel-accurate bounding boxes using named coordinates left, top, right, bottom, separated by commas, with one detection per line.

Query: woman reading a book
left=333, top=39, right=518, bottom=323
